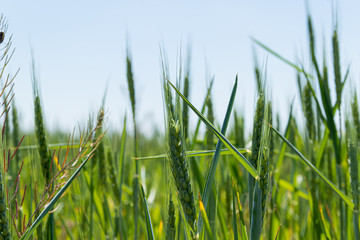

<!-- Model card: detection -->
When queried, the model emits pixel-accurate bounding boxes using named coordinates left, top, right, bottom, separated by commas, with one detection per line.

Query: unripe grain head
left=126, top=54, right=136, bottom=120
left=168, top=118, right=196, bottom=229
left=251, top=93, right=265, bottom=170
left=303, top=82, right=315, bottom=140
left=352, top=93, right=360, bottom=141
left=332, top=29, right=342, bottom=106
left=206, top=95, right=214, bottom=150
left=166, top=195, right=176, bottom=240
left=34, top=94, right=51, bottom=184
left=164, top=78, right=196, bottom=232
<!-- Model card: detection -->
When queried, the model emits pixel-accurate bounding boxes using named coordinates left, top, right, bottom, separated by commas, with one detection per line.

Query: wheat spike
left=168, top=118, right=196, bottom=229
left=303, top=82, right=315, bottom=140
left=332, top=28, right=342, bottom=106
left=352, top=93, right=360, bottom=141
left=182, top=75, right=190, bottom=141
left=251, top=94, right=265, bottom=170
left=166, top=195, right=176, bottom=240
left=34, top=95, right=51, bottom=184
left=206, top=94, right=214, bottom=149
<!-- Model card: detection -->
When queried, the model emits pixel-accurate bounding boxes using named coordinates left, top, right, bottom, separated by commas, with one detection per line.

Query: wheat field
left=0, top=5, right=359, bottom=240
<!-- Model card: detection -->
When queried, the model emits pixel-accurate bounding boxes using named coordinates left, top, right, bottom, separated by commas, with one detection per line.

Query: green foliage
left=0, top=171, right=10, bottom=240
left=168, top=118, right=196, bottom=230
left=2, top=5, right=360, bottom=240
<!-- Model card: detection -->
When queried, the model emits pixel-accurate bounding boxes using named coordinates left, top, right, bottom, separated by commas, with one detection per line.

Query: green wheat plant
left=163, top=79, right=197, bottom=235
left=126, top=47, right=141, bottom=240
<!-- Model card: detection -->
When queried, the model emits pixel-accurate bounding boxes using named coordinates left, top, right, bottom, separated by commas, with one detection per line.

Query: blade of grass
left=251, top=37, right=311, bottom=77
left=270, top=124, right=354, bottom=210
left=252, top=37, right=330, bottom=125
left=191, top=78, right=214, bottom=150
left=199, top=195, right=213, bottom=239
left=134, top=148, right=250, bottom=161
left=118, top=117, right=127, bottom=201
left=117, top=115, right=127, bottom=238
left=315, top=128, right=329, bottom=169
left=249, top=181, right=262, bottom=240
left=274, top=103, right=294, bottom=183
left=166, top=79, right=259, bottom=179
left=139, top=181, right=155, bottom=240
left=198, top=76, right=237, bottom=233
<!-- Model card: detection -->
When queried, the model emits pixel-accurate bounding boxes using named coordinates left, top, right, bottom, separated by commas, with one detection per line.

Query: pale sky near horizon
left=1, top=1, right=360, bottom=137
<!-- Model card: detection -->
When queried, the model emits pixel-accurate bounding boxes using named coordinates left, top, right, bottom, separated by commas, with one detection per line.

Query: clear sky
left=1, top=1, right=360, bottom=136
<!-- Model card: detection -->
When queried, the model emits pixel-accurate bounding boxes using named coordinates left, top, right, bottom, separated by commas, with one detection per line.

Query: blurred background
left=1, top=0, right=360, bottom=135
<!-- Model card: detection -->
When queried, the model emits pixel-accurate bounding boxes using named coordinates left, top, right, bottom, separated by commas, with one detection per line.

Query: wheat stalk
left=163, top=77, right=196, bottom=233
left=106, top=148, right=120, bottom=204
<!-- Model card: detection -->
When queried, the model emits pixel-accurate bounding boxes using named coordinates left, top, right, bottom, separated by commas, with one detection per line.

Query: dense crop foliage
left=0, top=7, right=359, bottom=240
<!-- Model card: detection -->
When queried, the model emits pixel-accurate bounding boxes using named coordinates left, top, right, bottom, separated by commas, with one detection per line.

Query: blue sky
left=1, top=1, right=360, bottom=136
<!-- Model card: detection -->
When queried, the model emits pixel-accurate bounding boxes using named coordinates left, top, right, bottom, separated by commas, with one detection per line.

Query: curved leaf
left=139, top=181, right=155, bottom=240
left=166, top=79, right=259, bottom=179
left=270, top=124, right=354, bottom=210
